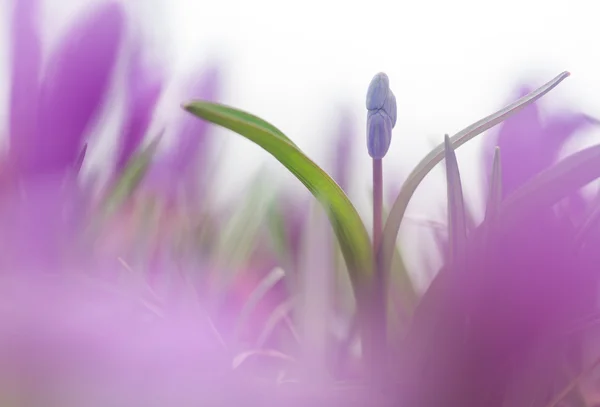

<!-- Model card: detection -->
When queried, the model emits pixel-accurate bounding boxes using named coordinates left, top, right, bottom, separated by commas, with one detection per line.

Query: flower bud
left=366, top=72, right=396, bottom=159
left=367, top=109, right=393, bottom=159
left=366, top=73, right=390, bottom=111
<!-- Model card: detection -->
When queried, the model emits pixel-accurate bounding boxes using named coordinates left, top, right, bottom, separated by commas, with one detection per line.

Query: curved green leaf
left=183, top=101, right=373, bottom=303
left=185, top=102, right=298, bottom=147
left=379, top=71, right=570, bottom=277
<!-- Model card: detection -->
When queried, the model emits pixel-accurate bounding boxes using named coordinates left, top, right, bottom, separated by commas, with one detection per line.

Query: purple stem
left=371, top=158, right=387, bottom=382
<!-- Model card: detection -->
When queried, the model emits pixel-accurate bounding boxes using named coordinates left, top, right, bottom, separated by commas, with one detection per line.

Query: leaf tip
left=181, top=101, right=194, bottom=111
left=443, top=133, right=452, bottom=150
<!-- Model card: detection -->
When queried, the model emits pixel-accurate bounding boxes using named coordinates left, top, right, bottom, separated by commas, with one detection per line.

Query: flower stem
left=370, top=158, right=387, bottom=381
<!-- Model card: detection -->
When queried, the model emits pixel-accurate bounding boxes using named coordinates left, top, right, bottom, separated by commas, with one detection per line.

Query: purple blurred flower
left=10, top=0, right=124, bottom=177
left=144, top=65, right=221, bottom=204
left=0, top=271, right=229, bottom=405
left=116, top=43, right=163, bottom=171
left=332, top=111, right=355, bottom=193
left=397, top=84, right=600, bottom=406
left=0, top=1, right=125, bottom=273
left=482, top=86, right=593, bottom=197
left=9, top=0, right=41, bottom=164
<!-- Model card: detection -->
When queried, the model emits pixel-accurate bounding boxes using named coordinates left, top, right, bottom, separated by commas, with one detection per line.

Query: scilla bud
left=366, top=72, right=396, bottom=159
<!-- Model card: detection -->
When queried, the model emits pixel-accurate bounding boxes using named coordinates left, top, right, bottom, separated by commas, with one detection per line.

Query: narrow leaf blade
left=103, top=135, right=162, bottom=216
left=484, top=147, right=503, bottom=225
left=444, top=134, right=467, bottom=267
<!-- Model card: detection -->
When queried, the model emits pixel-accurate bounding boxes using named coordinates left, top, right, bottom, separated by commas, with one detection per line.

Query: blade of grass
left=437, top=152, right=477, bottom=234
left=256, top=297, right=300, bottom=348
left=443, top=134, right=467, bottom=268
left=217, top=167, right=277, bottom=270
left=484, top=147, right=503, bottom=225
left=234, top=267, right=286, bottom=343
left=102, top=135, right=162, bottom=217
left=232, top=349, right=296, bottom=370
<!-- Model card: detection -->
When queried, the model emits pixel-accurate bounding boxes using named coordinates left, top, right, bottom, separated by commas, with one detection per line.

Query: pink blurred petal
left=32, top=2, right=124, bottom=175
left=9, top=0, right=42, bottom=172
left=116, top=43, right=163, bottom=171
left=145, top=65, right=221, bottom=203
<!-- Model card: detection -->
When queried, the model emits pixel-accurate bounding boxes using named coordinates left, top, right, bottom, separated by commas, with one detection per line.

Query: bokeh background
left=0, top=1, right=598, bottom=404
left=1, top=0, right=595, bottom=288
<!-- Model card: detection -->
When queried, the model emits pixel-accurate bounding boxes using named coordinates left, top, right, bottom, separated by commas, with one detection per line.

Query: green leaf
left=443, top=134, right=467, bottom=267
left=103, top=135, right=162, bottom=216
left=379, top=71, right=570, bottom=278
left=484, top=147, right=503, bottom=225
left=183, top=101, right=373, bottom=304
left=217, top=167, right=277, bottom=270
left=266, top=197, right=294, bottom=267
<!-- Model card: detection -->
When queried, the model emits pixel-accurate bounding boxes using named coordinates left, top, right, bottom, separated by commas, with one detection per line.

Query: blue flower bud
left=384, top=89, right=397, bottom=128
left=366, top=72, right=389, bottom=111
left=366, top=72, right=396, bottom=159
left=367, top=109, right=392, bottom=159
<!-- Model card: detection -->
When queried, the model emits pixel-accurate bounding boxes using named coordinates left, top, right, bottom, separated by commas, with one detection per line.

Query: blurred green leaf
left=443, top=134, right=467, bottom=267
left=379, top=71, right=570, bottom=279
left=217, top=168, right=276, bottom=269
left=266, top=198, right=293, bottom=267
left=103, top=135, right=162, bottom=216
left=183, top=101, right=373, bottom=308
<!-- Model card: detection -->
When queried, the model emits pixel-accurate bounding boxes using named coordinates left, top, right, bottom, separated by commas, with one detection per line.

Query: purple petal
left=31, top=2, right=124, bottom=175
left=145, top=65, right=221, bottom=203
left=482, top=86, right=590, bottom=198
left=9, top=0, right=42, bottom=170
left=116, top=45, right=163, bottom=171
left=0, top=176, right=83, bottom=273
left=168, top=65, right=221, bottom=173
left=332, top=111, right=355, bottom=193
